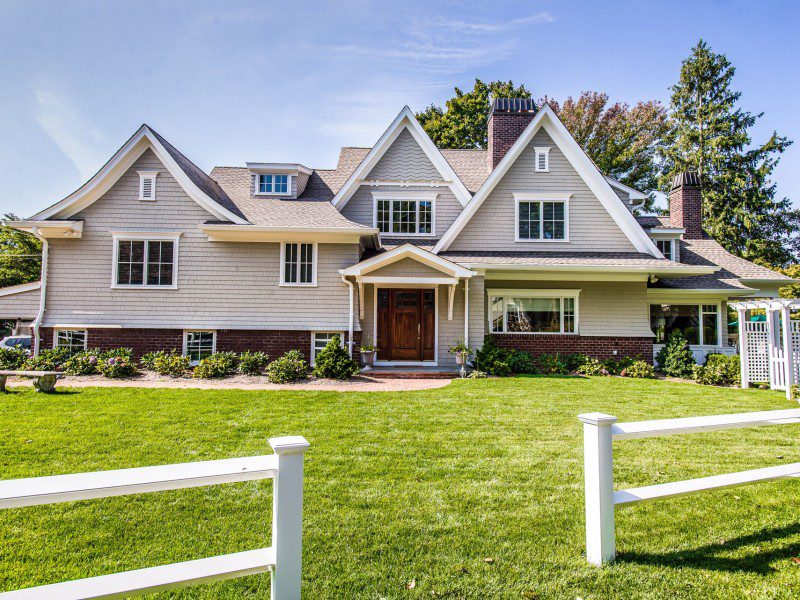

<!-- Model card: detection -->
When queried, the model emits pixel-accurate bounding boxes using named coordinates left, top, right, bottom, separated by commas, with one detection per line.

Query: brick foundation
left=39, top=327, right=362, bottom=363
left=491, top=334, right=653, bottom=363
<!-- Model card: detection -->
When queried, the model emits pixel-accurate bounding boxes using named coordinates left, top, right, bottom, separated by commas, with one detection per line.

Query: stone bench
left=0, top=370, right=62, bottom=393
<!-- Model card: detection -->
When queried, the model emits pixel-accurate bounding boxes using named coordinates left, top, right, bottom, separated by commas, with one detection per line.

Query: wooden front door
left=376, top=289, right=435, bottom=361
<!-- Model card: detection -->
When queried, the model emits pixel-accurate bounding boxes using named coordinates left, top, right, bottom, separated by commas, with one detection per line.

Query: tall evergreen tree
left=661, top=40, right=798, bottom=266
left=0, top=214, right=42, bottom=288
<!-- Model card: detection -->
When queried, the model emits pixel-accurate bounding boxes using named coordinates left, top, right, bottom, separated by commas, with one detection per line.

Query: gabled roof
left=340, top=243, right=474, bottom=278
left=432, top=104, right=661, bottom=256
left=31, top=125, right=248, bottom=224
left=605, top=176, right=647, bottom=201
left=331, top=107, right=472, bottom=209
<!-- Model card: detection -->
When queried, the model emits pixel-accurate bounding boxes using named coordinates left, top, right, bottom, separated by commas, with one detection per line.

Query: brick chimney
left=487, top=98, right=536, bottom=170
left=669, top=172, right=703, bottom=239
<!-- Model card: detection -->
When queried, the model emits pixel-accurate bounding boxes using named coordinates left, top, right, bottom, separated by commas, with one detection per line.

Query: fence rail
left=579, top=409, right=800, bottom=566
left=0, top=436, right=309, bottom=600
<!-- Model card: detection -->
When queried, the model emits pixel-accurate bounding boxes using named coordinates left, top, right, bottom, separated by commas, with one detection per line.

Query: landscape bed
left=0, top=377, right=798, bottom=598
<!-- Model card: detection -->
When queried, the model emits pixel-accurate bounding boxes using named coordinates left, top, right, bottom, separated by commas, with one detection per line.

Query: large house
left=2, top=99, right=792, bottom=369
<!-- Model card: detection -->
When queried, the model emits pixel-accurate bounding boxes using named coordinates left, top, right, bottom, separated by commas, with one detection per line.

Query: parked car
left=0, top=335, right=32, bottom=352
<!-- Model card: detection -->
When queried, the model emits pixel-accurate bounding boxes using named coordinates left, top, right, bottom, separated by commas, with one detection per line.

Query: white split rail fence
left=579, top=409, right=800, bottom=566
left=0, top=436, right=310, bottom=599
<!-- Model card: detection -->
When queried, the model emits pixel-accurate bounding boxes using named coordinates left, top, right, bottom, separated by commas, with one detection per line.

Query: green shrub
left=473, top=338, right=513, bottom=376
left=102, top=348, right=134, bottom=361
left=193, top=352, right=239, bottom=379
left=266, top=350, right=309, bottom=383
left=655, top=330, right=696, bottom=377
left=507, top=350, right=535, bottom=374
left=624, top=360, right=656, bottom=379
left=693, top=353, right=740, bottom=386
left=313, top=336, right=358, bottom=380
left=577, top=358, right=608, bottom=376
left=0, top=347, right=27, bottom=370
left=153, top=352, right=190, bottom=377
left=603, top=355, right=637, bottom=375
left=63, top=350, right=101, bottom=375
left=563, top=353, right=588, bottom=372
left=238, top=351, right=270, bottom=375
left=97, top=355, right=136, bottom=378
left=141, top=350, right=170, bottom=371
left=536, top=353, right=569, bottom=375
left=467, top=370, right=488, bottom=379
left=23, top=347, right=70, bottom=371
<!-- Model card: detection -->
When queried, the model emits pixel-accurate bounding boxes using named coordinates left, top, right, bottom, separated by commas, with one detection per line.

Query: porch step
left=366, top=369, right=462, bottom=380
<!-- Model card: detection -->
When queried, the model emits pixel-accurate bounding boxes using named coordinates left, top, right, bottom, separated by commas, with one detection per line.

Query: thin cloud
left=422, top=11, right=556, bottom=34
left=34, top=85, right=107, bottom=179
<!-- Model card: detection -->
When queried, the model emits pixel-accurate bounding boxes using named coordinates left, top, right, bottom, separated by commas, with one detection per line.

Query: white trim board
left=30, top=125, right=248, bottom=225
left=0, top=281, right=41, bottom=297
left=331, top=106, right=471, bottom=210
left=340, top=243, right=474, bottom=278
left=432, top=104, right=661, bottom=256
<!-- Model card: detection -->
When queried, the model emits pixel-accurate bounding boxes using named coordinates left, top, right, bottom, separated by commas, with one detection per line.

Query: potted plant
left=360, top=344, right=378, bottom=371
left=448, top=340, right=472, bottom=377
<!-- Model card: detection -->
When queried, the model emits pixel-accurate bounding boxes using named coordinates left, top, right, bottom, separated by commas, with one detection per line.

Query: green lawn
left=1, top=378, right=799, bottom=599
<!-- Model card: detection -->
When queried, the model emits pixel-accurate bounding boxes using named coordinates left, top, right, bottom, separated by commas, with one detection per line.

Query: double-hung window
left=515, top=193, right=570, bottom=241
left=257, top=173, right=289, bottom=195
left=489, top=290, right=579, bottom=334
left=373, top=193, right=435, bottom=236
left=281, top=242, right=316, bottom=285
left=184, top=331, right=215, bottom=363
left=112, top=233, right=180, bottom=288
left=656, top=239, right=674, bottom=260
left=55, top=329, right=87, bottom=354
left=650, top=303, right=720, bottom=346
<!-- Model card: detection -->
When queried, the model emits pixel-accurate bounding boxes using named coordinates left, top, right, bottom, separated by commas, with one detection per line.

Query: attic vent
left=534, top=147, right=550, bottom=173
left=138, top=171, right=158, bottom=201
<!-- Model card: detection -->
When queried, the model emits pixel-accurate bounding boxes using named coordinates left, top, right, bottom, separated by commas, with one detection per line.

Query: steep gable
left=367, top=128, right=441, bottom=181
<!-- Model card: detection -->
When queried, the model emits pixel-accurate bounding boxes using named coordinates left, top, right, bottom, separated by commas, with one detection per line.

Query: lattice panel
left=744, top=321, right=769, bottom=383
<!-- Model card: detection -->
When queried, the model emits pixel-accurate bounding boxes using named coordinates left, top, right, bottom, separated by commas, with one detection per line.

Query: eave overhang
left=9, top=220, right=83, bottom=239
left=464, top=263, right=717, bottom=278
left=340, top=243, right=475, bottom=278
left=199, top=224, right=378, bottom=243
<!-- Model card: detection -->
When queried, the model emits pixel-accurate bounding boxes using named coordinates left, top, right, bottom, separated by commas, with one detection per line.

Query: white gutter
left=341, top=275, right=355, bottom=356
left=30, top=227, right=49, bottom=356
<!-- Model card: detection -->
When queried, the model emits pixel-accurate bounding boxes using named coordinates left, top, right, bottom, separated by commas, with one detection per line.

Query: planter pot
left=455, top=352, right=467, bottom=366
left=361, top=350, right=376, bottom=371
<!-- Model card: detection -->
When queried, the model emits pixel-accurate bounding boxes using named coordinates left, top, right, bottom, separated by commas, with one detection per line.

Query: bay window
left=372, top=192, right=435, bottom=236
left=515, top=193, right=570, bottom=241
left=650, top=303, right=720, bottom=345
left=489, top=290, right=579, bottom=334
left=112, top=233, right=180, bottom=288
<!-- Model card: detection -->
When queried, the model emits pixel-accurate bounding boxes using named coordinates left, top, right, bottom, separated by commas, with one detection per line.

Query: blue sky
left=1, top=0, right=797, bottom=216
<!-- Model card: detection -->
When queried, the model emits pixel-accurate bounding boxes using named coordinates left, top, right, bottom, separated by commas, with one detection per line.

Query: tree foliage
left=661, top=40, right=798, bottom=267
left=540, top=92, right=668, bottom=211
left=416, top=79, right=531, bottom=149
left=0, top=214, right=42, bottom=288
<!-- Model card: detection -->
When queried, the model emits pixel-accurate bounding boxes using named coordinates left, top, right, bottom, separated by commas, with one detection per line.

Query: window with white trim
left=656, top=239, right=674, bottom=261
left=534, top=147, right=550, bottom=172
left=114, top=237, right=178, bottom=287
left=184, top=331, right=215, bottom=363
left=489, top=291, right=579, bottom=334
left=517, top=197, right=568, bottom=241
left=55, top=330, right=87, bottom=354
left=138, top=171, right=158, bottom=201
left=650, top=303, right=720, bottom=346
left=257, top=173, right=289, bottom=195
left=311, top=332, right=344, bottom=365
left=373, top=194, right=434, bottom=236
left=281, top=242, right=316, bottom=285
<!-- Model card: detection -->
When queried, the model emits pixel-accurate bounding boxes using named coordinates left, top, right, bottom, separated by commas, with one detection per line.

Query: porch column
left=737, top=307, right=749, bottom=389
left=782, top=305, right=795, bottom=400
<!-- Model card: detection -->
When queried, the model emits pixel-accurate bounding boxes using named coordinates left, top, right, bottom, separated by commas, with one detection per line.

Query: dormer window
left=534, top=147, right=551, bottom=172
left=138, top=171, right=158, bottom=201
left=656, top=239, right=675, bottom=261
left=257, top=173, right=289, bottom=195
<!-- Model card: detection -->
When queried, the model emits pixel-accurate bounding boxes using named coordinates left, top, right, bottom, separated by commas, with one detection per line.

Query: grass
left=1, top=377, right=799, bottom=599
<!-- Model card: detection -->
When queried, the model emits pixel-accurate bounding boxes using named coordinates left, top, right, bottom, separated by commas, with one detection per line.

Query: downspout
left=464, top=279, right=469, bottom=347
left=341, top=275, right=355, bottom=356
left=31, top=227, right=49, bottom=356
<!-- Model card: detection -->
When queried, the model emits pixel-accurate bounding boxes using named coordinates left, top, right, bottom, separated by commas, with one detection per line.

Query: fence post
left=269, top=436, right=310, bottom=600
left=781, top=306, right=795, bottom=400
left=737, top=307, right=749, bottom=389
left=578, top=413, right=617, bottom=566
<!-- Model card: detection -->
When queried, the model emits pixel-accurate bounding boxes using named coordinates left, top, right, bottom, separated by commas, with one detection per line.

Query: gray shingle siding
left=0, top=287, right=40, bottom=319
left=367, top=128, right=442, bottom=181
left=448, top=129, right=637, bottom=252
left=44, top=150, right=359, bottom=331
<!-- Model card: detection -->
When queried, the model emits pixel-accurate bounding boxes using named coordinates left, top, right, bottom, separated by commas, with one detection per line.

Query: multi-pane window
left=312, top=332, right=343, bottom=364
left=282, top=242, right=315, bottom=285
left=518, top=200, right=566, bottom=240
left=374, top=196, right=434, bottom=235
left=656, top=239, right=674, bottom=260
left=490, top=293, right=578, bottom=334
left=258, top=174, right=289, bottom=194
left=184, top=331, right=215, bottom=363
left=650, top=304, right=720, bottom=345
left=115, top=239, right=175, bottom=287
left=55, top=330, right=87, bottom=354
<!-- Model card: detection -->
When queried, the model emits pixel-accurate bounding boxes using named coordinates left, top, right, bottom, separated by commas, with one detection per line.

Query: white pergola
left=730, top=299, right=800, bottom=400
